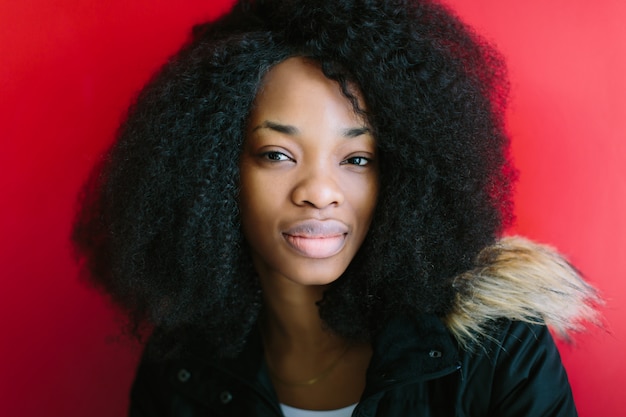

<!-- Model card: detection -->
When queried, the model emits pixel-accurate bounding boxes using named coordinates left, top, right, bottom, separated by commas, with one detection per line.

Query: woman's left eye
left=342, top=156, right=371, bottom=166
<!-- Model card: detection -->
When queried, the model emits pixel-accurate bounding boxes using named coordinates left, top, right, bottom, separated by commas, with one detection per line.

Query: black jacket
left=130, top=237, right=598, bottom=416
left=130, top=316, right=576, bottom=416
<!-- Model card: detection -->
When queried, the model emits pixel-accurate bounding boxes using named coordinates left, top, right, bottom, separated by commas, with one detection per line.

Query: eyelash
left=261, top=151, right=293, bottom=162
left=341, top=156, right=371, bottom=167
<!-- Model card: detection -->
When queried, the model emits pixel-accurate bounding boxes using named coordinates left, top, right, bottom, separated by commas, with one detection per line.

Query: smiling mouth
left=283, top=233, right=347, bottom=259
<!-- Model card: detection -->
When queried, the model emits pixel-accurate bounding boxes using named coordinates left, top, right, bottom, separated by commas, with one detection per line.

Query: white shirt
left=280, top=403, right=357, bottom=417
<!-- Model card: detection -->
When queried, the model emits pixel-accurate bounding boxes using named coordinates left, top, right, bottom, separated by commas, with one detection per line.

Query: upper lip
left=283, top=219, right=349, bottom=238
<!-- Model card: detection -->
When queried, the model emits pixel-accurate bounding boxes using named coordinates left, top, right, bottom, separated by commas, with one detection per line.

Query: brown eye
left=342, top=156, right=371, bottom=166
left=262, top=151, right=291, bottom=162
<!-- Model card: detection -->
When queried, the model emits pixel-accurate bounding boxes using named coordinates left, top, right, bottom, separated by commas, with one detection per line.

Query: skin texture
left=239, top=57, right=379, bottom=288
left=238, top=57, right=377, bottom=409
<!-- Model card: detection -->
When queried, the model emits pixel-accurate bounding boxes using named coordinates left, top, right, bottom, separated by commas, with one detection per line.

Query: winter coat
left=129, top=237, right=600, bottom=416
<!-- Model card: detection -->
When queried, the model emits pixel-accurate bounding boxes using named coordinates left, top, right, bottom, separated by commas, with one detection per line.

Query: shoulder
left=128, top=329, right=274, bottom=416
left=129, top=347, right=219, bottom=416
left=462, top=320, right=564, bottom=372
left=458, top=320, right=578, bottom=416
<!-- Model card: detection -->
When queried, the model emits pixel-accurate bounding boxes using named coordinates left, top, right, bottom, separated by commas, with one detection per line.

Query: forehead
left=251, top=57, right=366, bottom=123
left=259, top=57, right=333, bottom=93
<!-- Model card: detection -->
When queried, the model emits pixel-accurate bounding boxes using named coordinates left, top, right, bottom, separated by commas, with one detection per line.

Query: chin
left=287, top=271, right=343, bottom=287
left=282, top=261, right=348, bottom=287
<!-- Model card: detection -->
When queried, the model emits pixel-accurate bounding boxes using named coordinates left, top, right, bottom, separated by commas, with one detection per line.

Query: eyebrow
left=252, top=121, right=299, bottom=135
left=342, top=126, right=371, bottom=138
left=251, top=121, right=371, bottom=138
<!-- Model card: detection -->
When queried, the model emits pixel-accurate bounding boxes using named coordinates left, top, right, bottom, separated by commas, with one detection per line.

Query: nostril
left=291, top=177, right=344, bottom=209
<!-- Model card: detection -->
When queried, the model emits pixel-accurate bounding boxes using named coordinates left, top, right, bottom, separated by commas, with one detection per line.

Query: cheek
left=239, top=174, right=280, bottom=238
left=243, top=176, right=277, bottom=205
left=347, top=175, right=379, bottom=220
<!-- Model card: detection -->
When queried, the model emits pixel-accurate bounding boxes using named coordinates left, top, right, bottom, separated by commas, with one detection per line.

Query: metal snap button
left=177, top=368, right=191, bottom=382
left=429, top=350, right=442, bottom=358
left=220, top=390, right=233, bottom=404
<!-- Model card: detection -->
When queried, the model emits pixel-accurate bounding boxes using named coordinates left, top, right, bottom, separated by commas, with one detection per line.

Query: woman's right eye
left=261, top=151, right=292, bottom=162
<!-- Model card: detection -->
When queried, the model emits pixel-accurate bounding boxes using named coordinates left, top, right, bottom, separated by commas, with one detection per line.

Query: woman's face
left=239, top=57, right=379, bottom=287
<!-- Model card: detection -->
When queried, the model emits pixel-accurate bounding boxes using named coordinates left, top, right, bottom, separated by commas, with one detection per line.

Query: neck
left=257, top=271, right=372, bottom=410
left=258, top=273, right=343, bottom=352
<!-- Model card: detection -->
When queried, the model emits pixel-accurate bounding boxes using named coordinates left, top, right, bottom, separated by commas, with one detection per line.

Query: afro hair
left=73, top=0, right=515, bottom=357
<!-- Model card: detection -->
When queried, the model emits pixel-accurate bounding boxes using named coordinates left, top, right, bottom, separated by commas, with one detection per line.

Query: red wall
left=1, top=1, right=624, bottom=415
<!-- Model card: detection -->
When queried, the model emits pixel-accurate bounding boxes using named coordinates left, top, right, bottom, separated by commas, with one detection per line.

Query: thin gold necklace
left=264, top=343, right=352, bottom=387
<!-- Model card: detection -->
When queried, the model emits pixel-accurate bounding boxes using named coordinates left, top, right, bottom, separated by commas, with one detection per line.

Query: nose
left=291, top=168, right=345, bottom=209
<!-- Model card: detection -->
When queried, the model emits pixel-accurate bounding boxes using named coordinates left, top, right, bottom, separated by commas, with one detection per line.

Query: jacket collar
left=170, top=315, right=460, bottom=414
left=199, top=315, right=461, bottom=400
left=209, top=327, right=281, bottom=406
left=175, top=327, right=281, bottom=412
left=363, top=314, right=460, bottom=397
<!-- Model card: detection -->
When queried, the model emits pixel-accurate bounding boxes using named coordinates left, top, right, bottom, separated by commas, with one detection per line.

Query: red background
left=1, top=1, right=624, bottom=415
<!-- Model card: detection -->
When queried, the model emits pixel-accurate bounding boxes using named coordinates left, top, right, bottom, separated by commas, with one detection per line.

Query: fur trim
left=444, top=236, right=602, bottom=349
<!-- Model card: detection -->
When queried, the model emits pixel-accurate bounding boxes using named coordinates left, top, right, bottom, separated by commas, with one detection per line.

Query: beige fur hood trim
left=444, top=236, right=602, bottom=348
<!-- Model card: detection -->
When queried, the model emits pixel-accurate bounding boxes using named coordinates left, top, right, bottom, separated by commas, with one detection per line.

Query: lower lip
left=283, top=234, right=347, bottom=259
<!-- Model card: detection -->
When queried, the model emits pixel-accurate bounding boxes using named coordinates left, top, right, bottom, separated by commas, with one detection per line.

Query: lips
left=282, top=220, right=349, bottom=259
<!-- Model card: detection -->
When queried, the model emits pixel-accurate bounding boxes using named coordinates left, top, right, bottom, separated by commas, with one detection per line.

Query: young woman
left=72, top=0, right=600, bottom=415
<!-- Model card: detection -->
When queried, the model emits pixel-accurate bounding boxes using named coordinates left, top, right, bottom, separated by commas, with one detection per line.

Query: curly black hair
left=73, top=0, right=515, bottom=357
